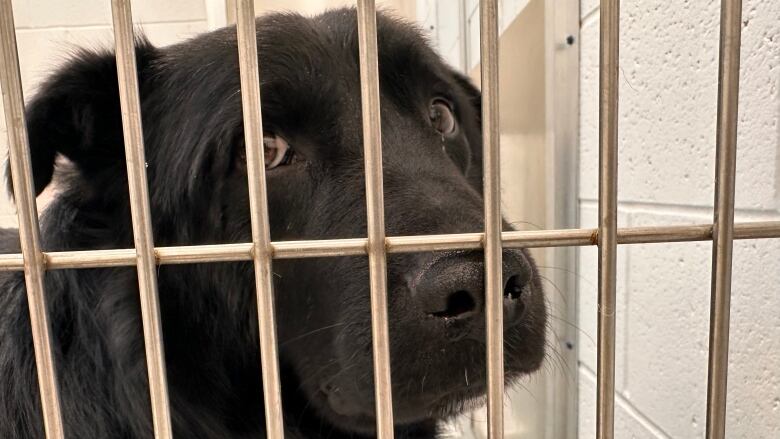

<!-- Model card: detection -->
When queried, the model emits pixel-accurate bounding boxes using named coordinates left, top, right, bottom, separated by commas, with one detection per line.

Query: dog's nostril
left=504, top=275, right=525, bottom=300
left=429, top=290, right=476, bottom=319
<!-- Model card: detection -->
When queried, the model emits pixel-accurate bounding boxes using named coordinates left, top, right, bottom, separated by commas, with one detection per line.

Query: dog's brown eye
left=429, top=99, right=456, bottom=135
left=264, top=134, right=293, bottom=169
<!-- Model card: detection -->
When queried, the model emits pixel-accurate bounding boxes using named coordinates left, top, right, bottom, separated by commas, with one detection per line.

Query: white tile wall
left=726, top=238, right=780, bottom=438
left=579, top=366, right=672, bottom=439
left=577, top=204, right=630, bottom=392
left=624, top=213, right=712, bottom=438
left=579, top=0, right=780, bottom=211
left=578, top=0, right=780, bottom=436
left=578, top=208, right=780, bottom=438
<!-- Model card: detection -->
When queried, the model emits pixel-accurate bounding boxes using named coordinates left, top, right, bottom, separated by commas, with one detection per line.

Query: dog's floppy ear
left=6, top=38, right=159, bottom=197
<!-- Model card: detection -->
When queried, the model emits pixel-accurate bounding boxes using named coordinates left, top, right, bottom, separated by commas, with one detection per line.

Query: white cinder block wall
left=0, top=0, right=212, bottom=227
left=577, top=1, right=780, bottom=438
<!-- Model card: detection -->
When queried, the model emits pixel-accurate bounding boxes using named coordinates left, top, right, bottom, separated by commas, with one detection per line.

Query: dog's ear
left=6, top=38, right=159, bottom=197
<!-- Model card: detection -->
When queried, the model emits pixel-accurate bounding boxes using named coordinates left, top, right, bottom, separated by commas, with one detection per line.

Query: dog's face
left=223, top=11, right=547, bottom=432
left=23, top=9, right=546, bottom=435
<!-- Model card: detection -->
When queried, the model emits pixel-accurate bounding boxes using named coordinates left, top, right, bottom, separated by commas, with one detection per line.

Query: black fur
left=0, top=9, right=546, bottom=438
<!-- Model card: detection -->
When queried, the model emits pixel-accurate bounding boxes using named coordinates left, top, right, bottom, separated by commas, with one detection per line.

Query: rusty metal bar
left=479, top=0, right=504, bottom=438
left=0, top=1, right=64, bottom=437
left=355, top=1, right=394, bottom=437
left=109, top=1, right=172, bottom=437
left=706, top=0, right=743, bottom=437
left=234, top=0, right=285, bottom=436
left=597, top=0, right=620, bottom=437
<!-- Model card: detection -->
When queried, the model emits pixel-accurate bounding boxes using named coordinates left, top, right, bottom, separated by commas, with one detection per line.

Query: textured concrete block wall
left=578, top=1, right=779, bottom=438
left=0, top=0, right=210, bottom=227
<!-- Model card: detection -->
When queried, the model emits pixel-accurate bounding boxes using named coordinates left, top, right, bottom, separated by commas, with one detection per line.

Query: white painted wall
left=577, top=1, right=780, bottom=438
left=0, top=0, right=211, bottom=227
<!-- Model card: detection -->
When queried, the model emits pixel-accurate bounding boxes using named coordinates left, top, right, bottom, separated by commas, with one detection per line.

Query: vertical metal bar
left=479, top=1, right=503, bottom=438
left=234, top=1, right=285, bottom=437
left=109, top=1, right=172, bottom=437
left=355, top=1, right=394, bottom=438
left=596, top=0, right=619, bottom=438
left=706, top=1, right=742, bottom=437
left=0, top=2, right=65, bottom=438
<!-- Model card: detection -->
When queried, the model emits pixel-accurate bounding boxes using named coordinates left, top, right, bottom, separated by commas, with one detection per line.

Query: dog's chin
left=313, top=363, right=544, bottom=435
left=313, top=387, right=479, bottom=435
left=306, top=290, right=548, bottom=435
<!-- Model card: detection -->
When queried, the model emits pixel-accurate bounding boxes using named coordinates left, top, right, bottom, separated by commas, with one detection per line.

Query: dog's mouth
left=314, top=378, right=487, bottom=433
left=310, top=336, right=546, bottom=435
left=281, top=254, right=548, bottom=434
left=314, top=369, right=539, bottom=435
left=318, top=377, right=487, bottom=420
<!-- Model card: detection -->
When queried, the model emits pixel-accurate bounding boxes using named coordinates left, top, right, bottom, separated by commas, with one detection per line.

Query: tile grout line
left=579, top=198, right=780, bottom=220
left=580, top=365, right=673, bottom=439
left=581, top=6, right=600, bottom=28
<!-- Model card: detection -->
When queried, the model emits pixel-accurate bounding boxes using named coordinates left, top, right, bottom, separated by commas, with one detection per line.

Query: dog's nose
left=412, top=251, right=532, bottom=331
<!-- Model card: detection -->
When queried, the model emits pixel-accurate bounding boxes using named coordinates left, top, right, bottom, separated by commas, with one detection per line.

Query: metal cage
left=0, top=0, right=775, bottom=438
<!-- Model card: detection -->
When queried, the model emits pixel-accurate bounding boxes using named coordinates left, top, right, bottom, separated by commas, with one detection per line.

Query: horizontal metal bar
left=728, top=221, right=777, bottom=240
left=274, top=238, right=366, bottom=259
left=0, top=222, right=776, bottom=272
left=386, top=233, right=483, bottom=252
left=616, top=224, right=711, bottom=244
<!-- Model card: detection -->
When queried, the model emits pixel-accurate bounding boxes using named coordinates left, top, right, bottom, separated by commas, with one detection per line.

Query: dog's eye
left=264, top=134, right=293, bottom=169
left=429, top=99, right=456, bottom=136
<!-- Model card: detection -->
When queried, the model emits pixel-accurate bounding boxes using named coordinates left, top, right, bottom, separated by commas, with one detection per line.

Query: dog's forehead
left=246, top=10, right=451, bottom=149
left=155, top=9, right=454, bottom=160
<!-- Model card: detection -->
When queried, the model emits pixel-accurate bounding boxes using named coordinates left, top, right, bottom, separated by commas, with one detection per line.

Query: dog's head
left=18, top=8, right=546, bottom=435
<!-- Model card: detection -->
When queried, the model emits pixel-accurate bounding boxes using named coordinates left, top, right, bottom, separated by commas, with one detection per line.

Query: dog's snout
left=502, top=272, right=529, bottom=323
left=415, top=258, right=482, bottom=320
left=411, top=251, right=532, bottom=336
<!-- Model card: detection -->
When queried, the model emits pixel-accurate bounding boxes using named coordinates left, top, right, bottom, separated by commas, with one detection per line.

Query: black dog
left=0, top=9, right=546, bottom=438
